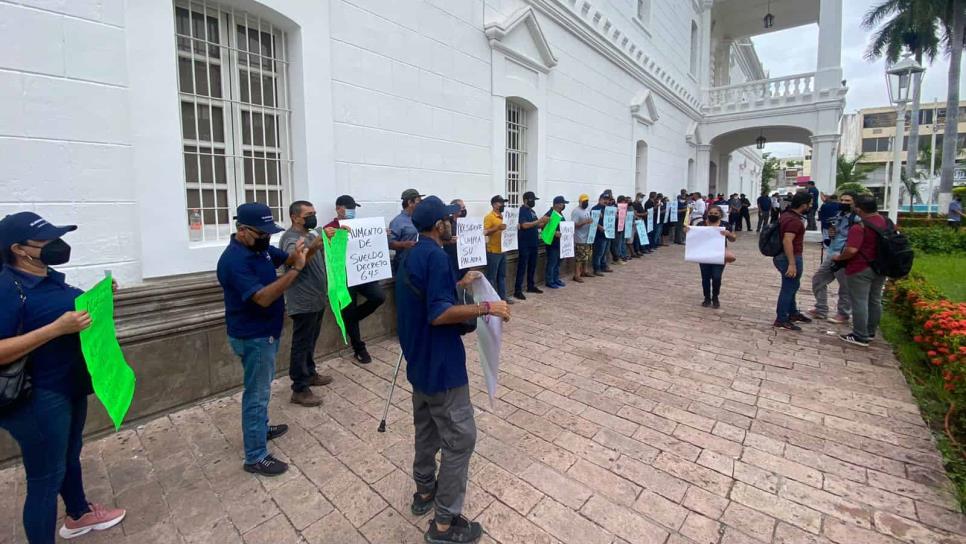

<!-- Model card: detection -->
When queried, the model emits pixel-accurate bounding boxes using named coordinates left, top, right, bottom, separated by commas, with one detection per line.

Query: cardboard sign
left=456, top=217, right=486, bottom=269
left=604, top=206, right=617, bottom=239
left=501, top=207, right=519, bottom=253
left=559, top=221, right=575, bottom=258
left=685, top=226, right=726, bottom=264
left=617, top=202, right=628, bottom=231
left=341, top=217, right=392, bottom=287
left=587, top=209, right=601, bottom=244
left=541, top=210, right=563, bottom=245
left=625, top=216, right=635, bottom=240
left=635, top=220, right=649, bottom=245
left=646, top=208, right=654, bottom=231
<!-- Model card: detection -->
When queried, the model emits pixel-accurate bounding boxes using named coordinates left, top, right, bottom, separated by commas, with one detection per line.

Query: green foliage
left=954, top=186, right=966, bottom=199
left=901, top=217, right=954, bottom=228
left=861, top=0, right=941, bottom=64
left=903, top=226, right=966, bottom=254
left=836, top=155, right=876, bottom=187
left=914, top=253, right=966, bottom=302
left=835, top=181, right=873, bottom=197
left=761, top=153, right=779, bottom=195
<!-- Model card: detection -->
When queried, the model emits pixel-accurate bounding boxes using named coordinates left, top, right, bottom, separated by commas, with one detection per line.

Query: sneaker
left=839, top=333, right=870, bottom=347
left=773, top=320, right=802, bottom=332
left=267, top=424, right=289, bottom=440
left=806, top=308, right=827, bottom=320
left=555, top=280, right=566, bottom=287
left=310, top=374, right=333, bottom=386
left=291, top=389, right=323, bottom=407
left=424, top=515, right=483, bottom=544
left=59, top=503, right=126, bottom=540
left=244, top=454, right=289, bottom=477
left=545, top=283, right=559, bottom=289
left=701, top=298, right=712, bottom=307
left=526, top=287, right=544, bottom=294
left=411, top=485, right=436, bottom=516
left=789, top=313, right=813, bottom=323
left=827, top=313, right=850, bottom=324
left=504, top=298, right=515, bottom=305
left=354, top=349, right=373, bottom=365
left=712, top=298, right=720, bottom=309
left=513, top=291, right=527, bottom=300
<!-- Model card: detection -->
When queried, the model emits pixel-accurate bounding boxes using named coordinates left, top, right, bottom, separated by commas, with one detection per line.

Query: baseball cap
left=401, top=188, right=424, bottom=201
left=522, top=191, right=539, bottom=201
left=234, top=202, right=284, bottom=234
left=490, top=195, right=507, bottom=204
left=578, top=194, right=590, bottom=202
left=335, top=195, right=360, bottom=208
left=553, top=196, right=569, bottom=205
left=0, top=212, right=77, bottom=248
left=412, top=196, right=461, bottom=231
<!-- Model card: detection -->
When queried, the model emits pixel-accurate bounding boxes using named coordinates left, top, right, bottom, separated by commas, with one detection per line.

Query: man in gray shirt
left=570, top=193, right=594, bottom=282
left=389, top=188, right=423, bottom=270
left=280, top=200, right=333, bottom=407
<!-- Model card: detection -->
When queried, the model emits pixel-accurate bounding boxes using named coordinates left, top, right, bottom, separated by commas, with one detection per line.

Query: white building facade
left=1, top=0, right=845, bottom=287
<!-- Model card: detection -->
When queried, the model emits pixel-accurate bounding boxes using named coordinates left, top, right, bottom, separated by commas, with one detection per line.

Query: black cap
left=0, top=212, right=77, bottom=248
left=412, top=196, right=461, bottom=231
left=553, top=196, right=569, bottom=205
left=234, top=203, right=284, bottom=234
left=522, top=191, right=538, bottom=201
left=335, top=195, right=360, bottom=209
left=491, top=195, right=507, bottom=204
left=401, top=188, right=424, bottom=201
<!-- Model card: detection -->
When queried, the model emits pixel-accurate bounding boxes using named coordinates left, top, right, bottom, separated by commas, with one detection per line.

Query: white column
left=699, top=1, right=714, bottom=90
left=695, top=144, right=712, bottom=194
left=810, top=134, right=840, bottom=198
left=816, top=0, right=843, bottom=90
left=713, top=39, right=732, bottom=86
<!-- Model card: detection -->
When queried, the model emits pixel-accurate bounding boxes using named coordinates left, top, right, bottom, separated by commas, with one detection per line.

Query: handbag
left=398, top=251, right=477, bottom=335
left=0, top=280, right=32, bottom=411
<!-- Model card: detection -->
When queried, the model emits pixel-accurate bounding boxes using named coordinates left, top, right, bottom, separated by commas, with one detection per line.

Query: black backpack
left=758, top=221, right=783, bottom=257
left=860, top=218, right=914, bottom=279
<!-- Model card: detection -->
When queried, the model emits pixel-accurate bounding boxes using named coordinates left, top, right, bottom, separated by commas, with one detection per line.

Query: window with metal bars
left=175, top=1, right=292, bottom=242
left=506, top=101, right=528, bottom=208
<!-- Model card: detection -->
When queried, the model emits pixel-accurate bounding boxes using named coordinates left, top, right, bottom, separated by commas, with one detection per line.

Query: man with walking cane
left=393, top=196, right=510, bottom=543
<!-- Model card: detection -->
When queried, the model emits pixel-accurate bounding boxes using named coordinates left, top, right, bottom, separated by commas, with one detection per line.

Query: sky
left=751, top=0, right=964, bottom=157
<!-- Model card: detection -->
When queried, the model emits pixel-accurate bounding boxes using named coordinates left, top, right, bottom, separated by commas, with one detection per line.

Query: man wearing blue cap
left=543, top=196, right=569, bottom=288
left=397, top=196, right=510, bottom=543
left=216, top=202, right=310, bottom=476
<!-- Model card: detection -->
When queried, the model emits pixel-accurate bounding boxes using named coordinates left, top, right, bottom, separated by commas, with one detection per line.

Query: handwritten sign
left=664, top=205, right=671, bottom=224
left=719, top=204, right=730, bottom=217
left=635, top=220, right=649, bottom=246
left=501, top=207, right=519, bottom=253
left=559, top=221, right=575, bottom=258
left=646, top=208, right=654, bottom=231
left=625, top=216, right=635, bottom=240
left=456, top=217, right=486, bottom=269
left=604, top=206, right=617, bottom=239
left=587, top=209, right=601, bottom=244
left=617, top=203, right=628, bottom=232
left=669, top=199, right=678, bottom=218
left=341, top=217, right=392, bottom=287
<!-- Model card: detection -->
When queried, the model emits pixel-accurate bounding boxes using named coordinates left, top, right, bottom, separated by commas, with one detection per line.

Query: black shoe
left=602, top=268, right=614, bottom=273
left=244, top=454, right=289, bottom=477
left=424, top=515, right=483, bottom=544
left=411, top=485, right=436, bottom=516
left=789, top=313, right=813, bottom=323
left=593, top=271, right=605, bottom=277
left=773, top=320, right=802, bottom=332
left=513, top=291, right=526, bottom=301
left=712, top=298, right=720, bottom=309
left=701, top=298, right=712, bottom=307
left=838, top=333, right=870, bottom=347
left=526, top=287, right=543, bottom=294
left=267, top=424, right=289, bottom=441
left=353, top=348, right=372, bottom=364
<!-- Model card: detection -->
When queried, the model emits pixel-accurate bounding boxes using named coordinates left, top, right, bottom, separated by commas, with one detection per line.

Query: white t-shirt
left=691, top=199, right=707, bottom=216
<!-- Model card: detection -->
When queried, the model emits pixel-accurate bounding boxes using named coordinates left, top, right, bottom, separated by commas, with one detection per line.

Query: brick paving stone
left=580, top=494, right=669, bottom=544
left=529, top=497, right=613, bottom=544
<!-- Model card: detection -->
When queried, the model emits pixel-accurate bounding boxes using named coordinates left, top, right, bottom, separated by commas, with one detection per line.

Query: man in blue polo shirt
left=217, top=202, right=309, bottom=476
left=512, top=191, right=547, bottom=300
left=396, top=196, right=510, bottom=544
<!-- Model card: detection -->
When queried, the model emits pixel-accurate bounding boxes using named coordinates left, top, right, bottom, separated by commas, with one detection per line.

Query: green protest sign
left=74, top=276, right=135, bottom=431
left=540, top=210, right=563, bottom=245
left=322, top=228, right=352, bottom=343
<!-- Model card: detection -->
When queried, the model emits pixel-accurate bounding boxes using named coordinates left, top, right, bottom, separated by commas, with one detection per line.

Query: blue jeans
left=229, top=336, right=279, bottom=464
left=592, top=237, right=610, bottom=271
left=773, top=254, right=804, bottom=322
left=514, top=246, right=537, bottom=292
left=0, top=389, right=90, bottom=544
left=485, top=252, right=508, bottom=300
left=653, top=223, right=664, bottom=246
left=545, top=245, right=561, bottom=285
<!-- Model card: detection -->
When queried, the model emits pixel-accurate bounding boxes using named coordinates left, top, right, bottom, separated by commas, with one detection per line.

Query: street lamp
left=763, top=0, right=774, bottom=29
left=884, top=54, right=924, bottom=222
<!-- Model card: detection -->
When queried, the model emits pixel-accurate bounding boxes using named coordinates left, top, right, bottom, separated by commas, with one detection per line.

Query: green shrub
left=903, top=226, right=966, bottom=254
left=835, top=182, right=872, bottom=197
left=901, top=217, right=950, bottom=228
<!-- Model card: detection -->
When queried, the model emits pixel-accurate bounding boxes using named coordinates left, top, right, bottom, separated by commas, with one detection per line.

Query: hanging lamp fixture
left=756, top=130, right=767, bottom=150
left=763, top=0, right=775, bottom=29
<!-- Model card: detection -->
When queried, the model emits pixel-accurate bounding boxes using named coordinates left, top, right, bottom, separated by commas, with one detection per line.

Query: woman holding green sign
left=0, top=212, right=126, bottom=543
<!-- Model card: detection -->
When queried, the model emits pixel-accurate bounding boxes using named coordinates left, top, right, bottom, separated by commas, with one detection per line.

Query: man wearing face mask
left=217, top=202, right=310, bottom=476
left=808, top=192, right=857, bottom=324
left=389, top=188, right=424, bottom=271
left=442, top=199, right=469, bottom=281
left=513, top=191, right=548, bottom=300
left=397, top=196, right=510, bottom=544
left=543, top=196, right=569, bottom=288
left=570, top=194, right=594, bottom=282
left=323, top=195, right=387, bottom=364
left=280, top=201, right=332, bottom=407
left=483, top=195, right=512, bottom=303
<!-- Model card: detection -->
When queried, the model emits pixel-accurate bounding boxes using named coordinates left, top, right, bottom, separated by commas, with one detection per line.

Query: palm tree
left=862, top=0, right=942, bottom=185
left=938, top=0, right=964, bottom=210
left=900, top=169, right=924, bottom=211
left=836, top=154, right=876, bottom=187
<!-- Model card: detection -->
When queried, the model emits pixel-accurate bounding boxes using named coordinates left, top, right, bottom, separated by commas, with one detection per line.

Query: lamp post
left=885, top=54, right=924, bottom=222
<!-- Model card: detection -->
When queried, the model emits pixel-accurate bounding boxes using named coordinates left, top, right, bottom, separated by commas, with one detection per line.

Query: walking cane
left=377, top=351, right=405, bottom=433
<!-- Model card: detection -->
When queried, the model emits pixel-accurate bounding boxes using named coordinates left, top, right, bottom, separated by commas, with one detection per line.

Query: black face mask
left=839, top=204, right=851, bottom=213
left=525, top=199, right=536, bottom=208
left=28, top=238, right=72, bottom=266
left=252, top=235, right=271, bottom=252
left=708, top=215, right=721, bottom=222
left=496, top=205, right=505, bottom=213
left=459, top=209, right=467, bottom=218
left=302, top=215, right=318, bottom=230
left=580, top=201, right=589, bottom=209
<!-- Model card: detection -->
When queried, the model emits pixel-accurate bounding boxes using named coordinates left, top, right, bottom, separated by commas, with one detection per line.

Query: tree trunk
left=939, top=0, right=964, bottom=211
left=905, top=53, right=923, bottom=185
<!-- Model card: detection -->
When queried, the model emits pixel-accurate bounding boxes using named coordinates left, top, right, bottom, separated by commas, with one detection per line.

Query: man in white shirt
left=690, top=192, right=707, bottom=225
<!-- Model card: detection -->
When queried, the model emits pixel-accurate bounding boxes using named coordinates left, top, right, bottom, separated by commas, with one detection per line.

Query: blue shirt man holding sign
left=590, top=192, right=614, bottom=275
left=512, top=191, right=548, bottom=300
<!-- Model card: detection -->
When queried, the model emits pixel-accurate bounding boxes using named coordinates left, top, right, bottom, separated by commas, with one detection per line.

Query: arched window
left=635, top=141, right=649, bottom=195
left=689, top=21, right=699, bottom=76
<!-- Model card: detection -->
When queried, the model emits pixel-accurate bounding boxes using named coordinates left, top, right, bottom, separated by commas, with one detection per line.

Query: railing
left=704, top=72, right=816, bottom=108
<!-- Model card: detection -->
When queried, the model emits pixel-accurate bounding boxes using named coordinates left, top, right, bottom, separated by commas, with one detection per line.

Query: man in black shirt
left=739, top=194, right=752, bottom=231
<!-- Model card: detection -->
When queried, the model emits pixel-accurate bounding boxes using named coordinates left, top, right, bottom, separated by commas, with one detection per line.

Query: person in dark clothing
left=543, top=196, right=569, bottom=288
left=513, top=191, right=548, bottom=300
left=833, top=195, right=888, bottom=347
left=633, top=193, right=648, bottom=254
left=817, top=194, right=840, bottom=245
left=674, top=189, right=689, bottom=244
left=686, top=205, right=737, bottom=308
left=806, top=181, right=820, bottom=231
left=773, top=192, right=814, bottom=331
left=739, top=194, right=752, bottom=231
left=756, top=191, right=772, bottom=232
left=590, top=193, right=613, bottom=274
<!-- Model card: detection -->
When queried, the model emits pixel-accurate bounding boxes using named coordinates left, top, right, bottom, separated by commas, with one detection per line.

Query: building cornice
left=485, top=6, right=559, bottom=74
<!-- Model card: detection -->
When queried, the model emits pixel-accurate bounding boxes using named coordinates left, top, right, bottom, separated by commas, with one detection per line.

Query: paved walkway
left=2, top=234, right=964, bottom=544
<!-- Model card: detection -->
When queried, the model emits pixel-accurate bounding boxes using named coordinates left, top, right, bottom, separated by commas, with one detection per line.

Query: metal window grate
left=506, top=101, right=528, bottom=208
left=175, top=0, right=292, bottom=242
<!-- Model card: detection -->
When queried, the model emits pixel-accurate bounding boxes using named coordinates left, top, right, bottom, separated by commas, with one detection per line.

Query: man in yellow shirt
left=483, top=195, right=513, bottom=304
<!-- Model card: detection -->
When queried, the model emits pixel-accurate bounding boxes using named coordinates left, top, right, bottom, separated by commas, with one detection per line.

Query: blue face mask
left=345, top=209, right=356, bottom=220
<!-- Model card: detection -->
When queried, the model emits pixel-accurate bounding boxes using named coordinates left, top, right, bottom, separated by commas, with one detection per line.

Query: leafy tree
left=836, top=182, right=874, bottom=196
left=761, top=153, right=779, bottom=195
left=836, top=154, right=877, bottom=187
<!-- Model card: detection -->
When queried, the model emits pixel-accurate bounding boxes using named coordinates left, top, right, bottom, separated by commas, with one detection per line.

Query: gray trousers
left=412, top=384, right=477, bottom=525
left=812, top=252, right=851, bottom=317
left=847, top=267, right=887, bottom=341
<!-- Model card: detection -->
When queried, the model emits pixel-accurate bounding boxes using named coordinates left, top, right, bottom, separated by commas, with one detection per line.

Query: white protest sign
left=342, top=217, right=392, bottom=287
left=646, top=208, right=654, bottom=231
left=469, top=276, right=502, bottom=405
left=719, top=204, right=730, bottom=217
left=684, top=226, right=726, bottom=265
left=456, top=217, right=486, bottom=269
left=559, top=221, right=575, bottom=258
left=501, top=208, right=519, bottom=253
